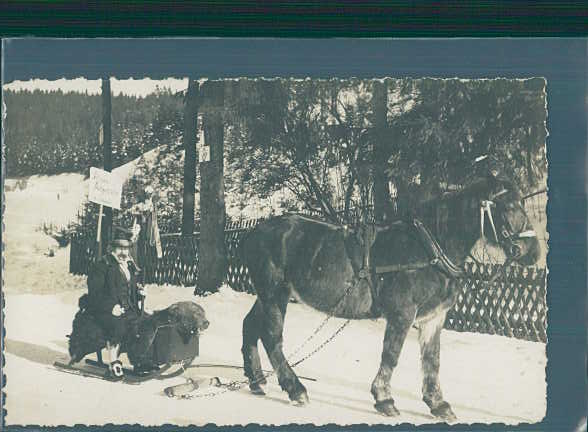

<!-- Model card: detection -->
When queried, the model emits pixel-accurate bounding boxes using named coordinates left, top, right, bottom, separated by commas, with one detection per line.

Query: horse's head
left=479, top=172, right=541, bottom=266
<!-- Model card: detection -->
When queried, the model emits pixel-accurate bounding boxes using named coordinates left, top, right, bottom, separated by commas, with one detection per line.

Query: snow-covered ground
left=2, top=174, right=547, bottom=427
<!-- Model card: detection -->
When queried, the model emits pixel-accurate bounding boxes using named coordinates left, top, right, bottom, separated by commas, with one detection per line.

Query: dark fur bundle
left=68, top=298, right=209, bottom=367
left=125, top=301, right=209, bottom=367
left=68, top=306, right=108, bottom=364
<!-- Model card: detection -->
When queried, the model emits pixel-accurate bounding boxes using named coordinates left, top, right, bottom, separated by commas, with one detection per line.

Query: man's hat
left=110, top=226, right=133, bottom=248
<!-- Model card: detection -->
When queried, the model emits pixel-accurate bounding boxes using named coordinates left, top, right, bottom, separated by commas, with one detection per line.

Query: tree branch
left=299, top=162, right=339, bottom=223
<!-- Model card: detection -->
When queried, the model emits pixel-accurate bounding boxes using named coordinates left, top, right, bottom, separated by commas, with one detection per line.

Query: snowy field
left=2, top=174, right=547, bottom=427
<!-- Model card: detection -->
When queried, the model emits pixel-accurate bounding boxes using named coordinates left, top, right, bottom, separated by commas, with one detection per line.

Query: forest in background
left=3, top=88, right=183, bottom=177
left=4, top=78, right=548, bottom=233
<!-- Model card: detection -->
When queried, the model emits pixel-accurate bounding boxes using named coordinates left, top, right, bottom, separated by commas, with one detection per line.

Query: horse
left=238, top=168, right=540, bottom=421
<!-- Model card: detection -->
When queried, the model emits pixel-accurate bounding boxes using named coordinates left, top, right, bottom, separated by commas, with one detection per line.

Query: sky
left=2, top=77, right=189, bottom=97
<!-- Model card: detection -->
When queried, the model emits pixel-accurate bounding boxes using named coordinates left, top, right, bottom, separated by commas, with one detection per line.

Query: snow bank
left=3, top=284, right=546, bottom=426
left=3, top=173, right=89, bottom=294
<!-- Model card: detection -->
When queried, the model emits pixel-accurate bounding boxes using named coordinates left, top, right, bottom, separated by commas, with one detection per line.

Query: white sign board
left=199, top=145, right=211, bottom=163
left=88, top=167, right=123, bottom=209
left=197, top=114, right=210, bottom=162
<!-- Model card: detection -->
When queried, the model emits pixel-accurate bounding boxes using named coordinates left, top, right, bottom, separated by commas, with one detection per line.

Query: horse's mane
left=419, top=174, right=520, bottom=211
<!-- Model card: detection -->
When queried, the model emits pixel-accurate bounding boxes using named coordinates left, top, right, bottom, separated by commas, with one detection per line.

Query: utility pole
left=182, top=79, right=200, bottom=237
left=198, top=80, right=227, bottom=293
left=100, top=77, right=113, bottom=254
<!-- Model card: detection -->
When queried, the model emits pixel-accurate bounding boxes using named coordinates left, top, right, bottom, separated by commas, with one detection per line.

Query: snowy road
left=4, top=285, right=546, bottom=427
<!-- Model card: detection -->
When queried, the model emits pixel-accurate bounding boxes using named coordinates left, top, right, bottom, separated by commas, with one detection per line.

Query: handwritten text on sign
left=89, top=167, right=123, bottom=209
left=197, top=114, right=211, bottom=163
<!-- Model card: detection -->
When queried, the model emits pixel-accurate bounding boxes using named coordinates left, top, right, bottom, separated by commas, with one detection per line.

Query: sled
left=52, top=359, right=224, bottom=395
left=67, top=300, right=206, bottom=378
left=84, top=357, right=194, bottom=381
left=52, top=360, right=144, bottom=385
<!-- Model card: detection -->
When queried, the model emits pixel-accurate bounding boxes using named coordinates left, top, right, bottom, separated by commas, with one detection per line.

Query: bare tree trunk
left=372, top=80, right=390, bottom=224
left=101, top=77, right=113, bottom=252
left=181, top=79, right=199, bottom=236
left=198, top=80, right=227, bottom=293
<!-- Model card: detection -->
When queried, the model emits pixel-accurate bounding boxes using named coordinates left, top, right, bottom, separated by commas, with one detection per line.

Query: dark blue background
left=2, top=38, right=586, bottom=431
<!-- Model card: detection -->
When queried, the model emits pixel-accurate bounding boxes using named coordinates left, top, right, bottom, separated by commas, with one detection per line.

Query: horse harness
left=343, top=192, right=538, bottom=307
left=341, top=218, right=464, bottom=316
left=479, top=190, right=537, bottom=257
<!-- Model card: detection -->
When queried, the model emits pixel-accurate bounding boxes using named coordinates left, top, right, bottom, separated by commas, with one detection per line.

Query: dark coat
left=86, top=254, right=142, bottom=343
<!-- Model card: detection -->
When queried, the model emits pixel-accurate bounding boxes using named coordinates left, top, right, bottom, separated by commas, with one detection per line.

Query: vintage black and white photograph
left=2, top=74, right=548, bottom=426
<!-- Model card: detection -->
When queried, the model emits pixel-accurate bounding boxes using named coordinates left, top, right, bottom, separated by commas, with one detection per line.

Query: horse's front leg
left=371, top=305, right=417, bottom=416
left=418, top=312, right=457, bottom=422
left=242, top=299, right=267, bottom=394
left=259, top=299, right=308, bottom=405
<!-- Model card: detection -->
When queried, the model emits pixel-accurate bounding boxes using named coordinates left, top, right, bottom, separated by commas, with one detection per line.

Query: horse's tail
left=237, top=216, right=268, bottom=266
left=78, top=293, right=89, bottom=311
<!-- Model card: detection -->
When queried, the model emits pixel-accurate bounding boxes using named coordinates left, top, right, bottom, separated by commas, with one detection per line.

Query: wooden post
left=181, top=79, right=200, bottom=237
left=101, top=77, right=113, bottom=254
left=198, top=80, right=227, bottom=293
left=96, top=204, right=104, bottom=257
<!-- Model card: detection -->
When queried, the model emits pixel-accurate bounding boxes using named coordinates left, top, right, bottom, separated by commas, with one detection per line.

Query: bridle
left=479, top=188, right=537, bottom=261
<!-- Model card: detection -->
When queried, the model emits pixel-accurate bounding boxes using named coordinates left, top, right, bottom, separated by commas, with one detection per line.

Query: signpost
left=89, top=166, right=124, bottom=257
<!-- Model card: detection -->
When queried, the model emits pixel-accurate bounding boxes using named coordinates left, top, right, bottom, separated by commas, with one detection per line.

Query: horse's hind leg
left=242, top=299, right=267, bottom=394
left=259, top=293, right=308, bottom=405
left=418, top=312, right=457, bottom=422
left=371, top=305, right=416, bottom=417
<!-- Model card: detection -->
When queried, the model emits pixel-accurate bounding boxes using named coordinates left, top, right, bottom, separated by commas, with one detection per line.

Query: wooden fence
left=445, top=263, right=547, bottom=342
left=70, top=217, right=547, bottom=343
left=70, top=219, right=261, bottom=291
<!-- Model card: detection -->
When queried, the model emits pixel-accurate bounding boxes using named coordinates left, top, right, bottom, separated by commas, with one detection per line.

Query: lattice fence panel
left=70, top=218, right=546, bottom=342
left=70, top=218, right=262, bottom=293
left=445, top=263, right=547, bottom=342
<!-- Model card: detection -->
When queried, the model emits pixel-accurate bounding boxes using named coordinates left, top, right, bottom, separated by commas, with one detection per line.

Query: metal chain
left=285, top=280, right=356, bottom=360
left=172, top=280, right=359, bottom=399
left=290, top=319, right=351, bottom=368
left=178, top=318, right=352, bottom=400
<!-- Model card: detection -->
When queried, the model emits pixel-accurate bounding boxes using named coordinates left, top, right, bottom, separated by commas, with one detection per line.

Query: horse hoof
left=374, top=399, right=400, bottom=417
left=249, top=383, right=266, bottom=396
left=430, top=401, right=457, bottom=423
left=291, top=391, right=309, bottom=406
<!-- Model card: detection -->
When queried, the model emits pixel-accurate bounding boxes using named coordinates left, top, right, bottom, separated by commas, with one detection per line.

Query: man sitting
left=86, top=227, right=145, bottom=380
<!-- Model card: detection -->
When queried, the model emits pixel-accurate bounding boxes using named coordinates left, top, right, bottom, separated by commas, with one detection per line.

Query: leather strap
left=374, top=219, right=464, bottom=278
